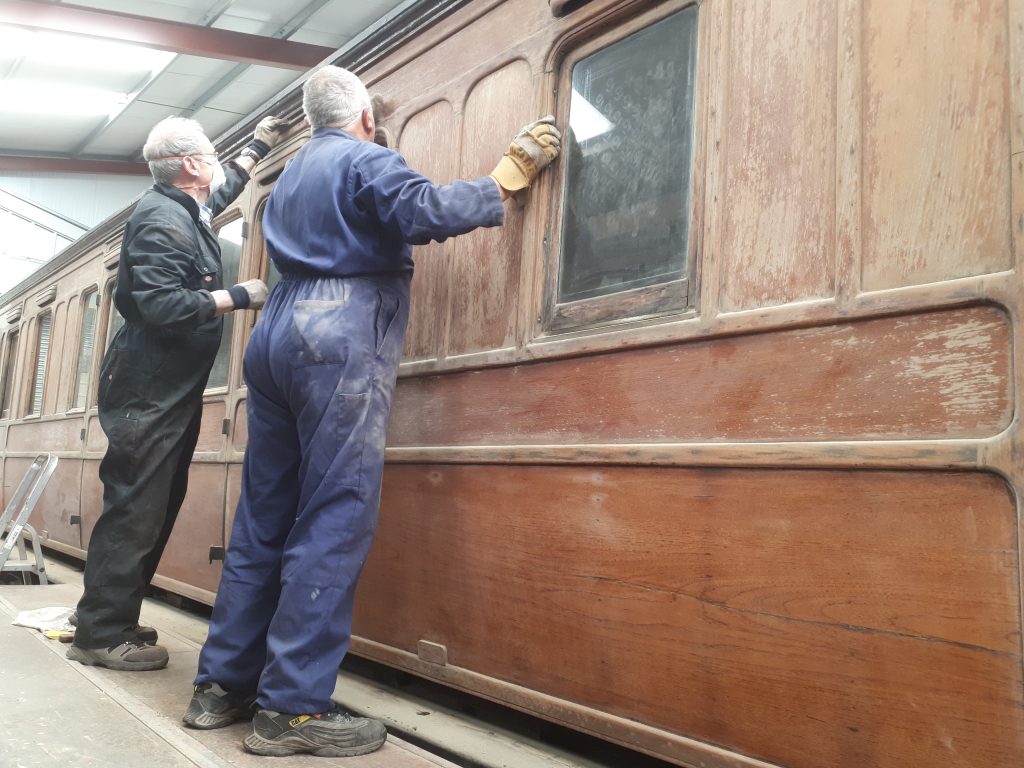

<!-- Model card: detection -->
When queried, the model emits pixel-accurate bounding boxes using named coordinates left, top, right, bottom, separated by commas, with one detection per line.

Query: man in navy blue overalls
left=183, top=65, right=561, bottom=758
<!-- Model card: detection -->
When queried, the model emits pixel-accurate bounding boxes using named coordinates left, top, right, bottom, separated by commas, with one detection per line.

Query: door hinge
left=208, top=546, right=225, bottom=563
left=240, top=221, right=249, bottom=240
left=69, top=515, right=81, bottom=525
left=221, top=418, right=231, bottom=435
left=80, top=428, right=86, bottom=441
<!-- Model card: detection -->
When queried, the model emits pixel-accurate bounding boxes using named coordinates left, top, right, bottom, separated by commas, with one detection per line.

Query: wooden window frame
left=540, top=0, right=703, bottom=336
left=0, top=328, right=21, bottom=421
left=69, top=286, right=100, bottom=413
left=26, top=310, right=52, bottom=418
left=205, top=211, right=246, bottom=395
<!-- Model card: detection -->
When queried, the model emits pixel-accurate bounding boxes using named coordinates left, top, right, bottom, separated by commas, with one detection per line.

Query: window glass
left=73, top=290, right=99, bottom=410
left=1, top=331, right=19, bottom=419
left=107, top=296, right=125, bottom=348
left=207, top=218, right=244, bottom=389
left=29, top=313, right=51, bottom=416
left=558, top=8, right=698, bottom=303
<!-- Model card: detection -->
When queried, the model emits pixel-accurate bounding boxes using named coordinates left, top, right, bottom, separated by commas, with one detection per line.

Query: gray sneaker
left=66, top=640, right=169, bottom=671
left=69, top=611, right=158, bottom=644
left=243, top=709, right=387, bottom=757
left=182, top=683, right=257, bottom=729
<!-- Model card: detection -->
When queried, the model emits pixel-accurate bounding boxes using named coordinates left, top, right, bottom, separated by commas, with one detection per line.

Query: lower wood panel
left=354, top=465, right=1023, bottom=768
left=154, top=462, right=225, bottom=594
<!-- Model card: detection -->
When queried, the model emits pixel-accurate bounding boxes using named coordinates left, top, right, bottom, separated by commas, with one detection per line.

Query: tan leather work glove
left=234, top=278, right=269, bottom=310
left=254, top=116, right=289, bottom=150
left=490, top=116, right=561, bottom=193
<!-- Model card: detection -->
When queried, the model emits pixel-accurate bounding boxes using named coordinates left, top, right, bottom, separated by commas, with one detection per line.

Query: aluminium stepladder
left=0, top=453, right=59, bottom=585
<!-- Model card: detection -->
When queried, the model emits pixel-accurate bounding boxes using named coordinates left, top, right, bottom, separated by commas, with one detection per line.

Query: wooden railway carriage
left=1, top=0, right=1022, bottom=765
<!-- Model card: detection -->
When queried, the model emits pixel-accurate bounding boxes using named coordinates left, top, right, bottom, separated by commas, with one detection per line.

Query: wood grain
left=398, top=100, right=458, bottom=362
left=719, top=0, right=837, bottom=311
left=447, top=60, right=534, bottom=356
left=390, top=306, right=1012, bottom=445
left=356, top=464, right=1023, bottom=768
left=862, top=0, right=1012, bottom=290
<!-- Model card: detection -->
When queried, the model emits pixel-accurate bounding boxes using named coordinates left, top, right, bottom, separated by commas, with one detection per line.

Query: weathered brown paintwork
left=0, top=0, right=1022, bottom=765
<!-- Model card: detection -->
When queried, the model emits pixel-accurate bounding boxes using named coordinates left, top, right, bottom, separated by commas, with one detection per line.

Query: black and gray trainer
left=182, top=683, right=257, bottom=730
left=243, top=709, right=387, bottom=757
left=69, top=611, right=158, bottom=644
left=66, top=640, right=168, bottom=671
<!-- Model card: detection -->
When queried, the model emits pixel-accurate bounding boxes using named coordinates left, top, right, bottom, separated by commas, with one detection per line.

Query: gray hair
left=302, top=66, right=370, bottom=130
left=142, top=117, right=211, bottom=184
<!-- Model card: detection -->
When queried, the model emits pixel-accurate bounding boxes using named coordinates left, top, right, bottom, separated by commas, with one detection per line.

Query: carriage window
left=207, top=218, right=243, bottom=390
left=28, top=312, right=52, bottom=417
left=73, top=289, right=99, bottom=410
left=556, top=8, right=698, bottom=314
left=1, top=330, right=19, bottom=419
left=107, top=296, right=125, bottom=348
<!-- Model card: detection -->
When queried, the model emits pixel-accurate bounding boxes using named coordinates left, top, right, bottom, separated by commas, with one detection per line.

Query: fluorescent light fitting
left=569, top=89, right=613, bottom=143
left=0, top=81, right=130, bottom=116
left=30, top=31, right=175, bottom=72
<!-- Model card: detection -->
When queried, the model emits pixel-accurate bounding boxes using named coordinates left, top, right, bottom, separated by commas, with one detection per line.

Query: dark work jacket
left=100, top=164, right=249, bottom=424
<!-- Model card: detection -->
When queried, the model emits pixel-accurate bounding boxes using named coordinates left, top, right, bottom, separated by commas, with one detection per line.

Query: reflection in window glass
left=1, top=331, right=19, bottom=419
left=207, top=218, right=244, bottom=389
left=74, top=290, right=99, bottom=410
left=29, top=313, right=52, bottom=416
left=559, top=8, right=698, bottom=303
left=107, top=289, right=125, bottom=349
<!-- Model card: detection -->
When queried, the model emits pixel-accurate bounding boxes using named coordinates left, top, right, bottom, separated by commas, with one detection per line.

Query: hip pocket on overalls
left=331, top=392, right=371, bottom=489
left=292, top=299, right=354, bottom=367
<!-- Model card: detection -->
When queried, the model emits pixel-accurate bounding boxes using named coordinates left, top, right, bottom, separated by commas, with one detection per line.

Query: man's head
left=302, top=66, right=374, bottom=140
left=143, top=117, right=221, bottom=201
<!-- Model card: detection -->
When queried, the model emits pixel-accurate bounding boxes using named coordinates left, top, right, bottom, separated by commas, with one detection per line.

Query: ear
left=361, top=106, right=375, bottom=136
left=181, top=155, right=201, bottom=177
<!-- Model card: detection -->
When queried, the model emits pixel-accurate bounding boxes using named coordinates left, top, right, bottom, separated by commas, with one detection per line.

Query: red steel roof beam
left=0, top=155, right=151, bottom=175
left=0, top=0, right=334, bottom=70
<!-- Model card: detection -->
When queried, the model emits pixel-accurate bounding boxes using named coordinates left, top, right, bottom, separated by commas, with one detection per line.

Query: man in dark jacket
left=183, top=65, right=560, bottom=757
left=67, top=115, right=286, bottom=671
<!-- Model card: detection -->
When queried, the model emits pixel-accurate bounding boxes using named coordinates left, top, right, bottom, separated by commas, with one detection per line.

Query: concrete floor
left=0, top=577, right=460, bottom=768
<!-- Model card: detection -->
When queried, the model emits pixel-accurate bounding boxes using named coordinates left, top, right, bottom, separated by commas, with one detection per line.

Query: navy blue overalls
left=196, top=127, right=504, bottom=714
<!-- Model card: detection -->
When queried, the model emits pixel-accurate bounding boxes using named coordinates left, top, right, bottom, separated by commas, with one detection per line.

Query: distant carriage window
left=1, top=330, right=19, bottom=419
left=107, top=297, right=125, bottom=348
left=28, top=312, right=52, bottom=417
left=207, top=217, right=244, bottom=389
left=558, top=8, right=698, bottom=305
left=73, top=289, right=99, bottom=410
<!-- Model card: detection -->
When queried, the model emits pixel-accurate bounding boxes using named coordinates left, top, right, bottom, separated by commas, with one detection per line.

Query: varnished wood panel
left=7, top=416, right=85, bottom=452
left=196, top=399, right=226, bottom=453
left=447, top=60, right=534, bottom=356
left=5, top=456, right=81, bottom=549
left=398, top=101, right=458, bottom=362
left=225, top=462, right=242, bottom=546
left=79, top=459, right=102, bottom=550
left=862, top=0, right=1012, bottom=290
left=155, top=462, right=225, bottom=593
left=390, top=306, right=1011, bottom=445
left=356, top=465, right=1022, bottom=768
left=232, top=398, right=247, bottom=451
left=719, top=0, right=837, bottom=311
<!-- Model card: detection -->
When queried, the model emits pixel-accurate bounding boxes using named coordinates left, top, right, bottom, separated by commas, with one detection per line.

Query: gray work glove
left=254, top=116, right=289, bottom=150
left=228, top=278, right=268, bottom=311
left=490, top=116, right=562, bottom=192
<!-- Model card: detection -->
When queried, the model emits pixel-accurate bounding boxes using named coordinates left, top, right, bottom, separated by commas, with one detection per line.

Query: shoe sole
left=243, top=730, right=386, bottom=758
left=183, top=705, right=252, bottom=730
left=66, top=645, right=168, bottom=671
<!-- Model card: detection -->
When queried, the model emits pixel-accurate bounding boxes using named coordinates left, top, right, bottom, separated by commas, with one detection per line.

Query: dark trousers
left=196, top=273, right=409, bottom=714
left=75, top=324, right=216, bottom=648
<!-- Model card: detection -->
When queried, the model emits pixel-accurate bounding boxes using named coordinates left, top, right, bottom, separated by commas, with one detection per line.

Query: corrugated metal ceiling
left=0, top=0, right=409, bottom=164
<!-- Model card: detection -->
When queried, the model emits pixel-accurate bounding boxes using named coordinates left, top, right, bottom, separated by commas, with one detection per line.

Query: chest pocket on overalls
left=189, top=261, right=217, bottom=290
